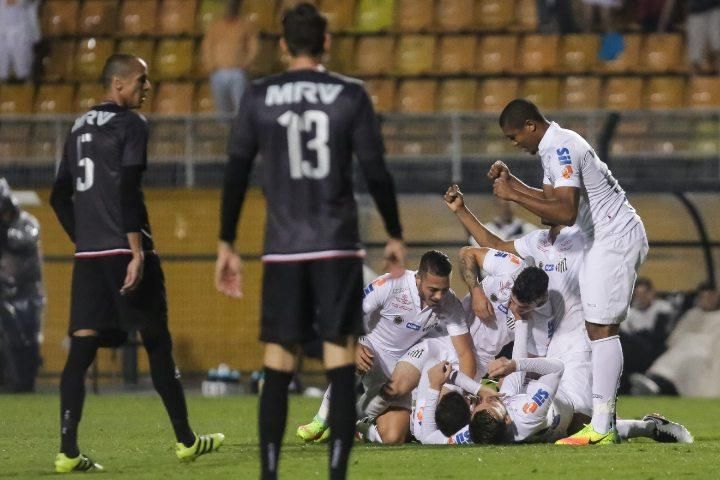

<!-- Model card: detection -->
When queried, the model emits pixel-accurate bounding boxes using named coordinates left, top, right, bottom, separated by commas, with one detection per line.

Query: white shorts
left=399, top=337, right=489, bottom=380
left=579, top=223, right=649, bottom=325
left=358, top=336, right=410, bottom=411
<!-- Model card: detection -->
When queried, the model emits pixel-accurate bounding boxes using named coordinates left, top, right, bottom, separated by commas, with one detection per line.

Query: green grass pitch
left=0, top=394, right=716, bottom=479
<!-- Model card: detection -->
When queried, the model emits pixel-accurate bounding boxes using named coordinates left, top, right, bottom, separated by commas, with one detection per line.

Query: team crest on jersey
left=556, top=147, right=571, bottom=165
left=489, top=293, right=498, bottom=302
left=393, top=316, right=403, bottom=325
left=562, top=165, right=573, bottom=179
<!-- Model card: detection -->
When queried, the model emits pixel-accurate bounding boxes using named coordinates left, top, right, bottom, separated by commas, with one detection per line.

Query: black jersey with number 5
left=224, top=69, right=401, bottom=258
left=54, top=104, right=154, bottom=254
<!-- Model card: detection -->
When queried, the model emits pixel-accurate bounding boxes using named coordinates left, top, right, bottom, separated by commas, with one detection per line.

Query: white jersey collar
left=537, top=121, right=560, bottom=154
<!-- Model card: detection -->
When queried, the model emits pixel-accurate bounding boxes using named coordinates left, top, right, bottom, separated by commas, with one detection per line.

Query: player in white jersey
left=488, top=99, right=649, bottom=445
left=297, top=250, right=475, bottom=444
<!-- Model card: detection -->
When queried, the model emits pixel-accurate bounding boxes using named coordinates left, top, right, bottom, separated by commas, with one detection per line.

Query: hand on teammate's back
left=383, top=237, right=406, bottom=278
left=487, top=160, right=511, bottom=181
left=215, top=242, right=243, bottom=299
left=487, top=357, right=515, bottom=379
left=120, top=253, right=144, bottom=295
left=355, top=344, right=375, bottom=374
left=427, top=361, right=452, bottom=390
left=443, top=184, right=465, bottom=213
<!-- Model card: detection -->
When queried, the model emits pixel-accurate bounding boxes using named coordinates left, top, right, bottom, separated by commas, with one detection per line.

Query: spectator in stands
left=663, top=0, right=720, bottom=73
left=630, top=282, right=720, bottom=397
left=469, top=199, right=537, bottom=246
left=200, top=0, right=259, bottom=114
left=637, top=0, right=674, bottom=32
left=581, top=0, right=622, bottom=32
left=619, top=277, right=677, bottom=393
left=0, top=0, right=41, bottom=82
left=536, top=0, right=578, bottom=34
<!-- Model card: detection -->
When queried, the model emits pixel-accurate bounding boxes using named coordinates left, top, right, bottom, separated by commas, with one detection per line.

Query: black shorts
left=69, top=253, right=168, bottom=347
left=260, top=257, right=364, bottom=344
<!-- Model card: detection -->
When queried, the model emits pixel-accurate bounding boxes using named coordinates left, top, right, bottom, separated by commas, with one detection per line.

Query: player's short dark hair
left=281, top=2, right=327, bottom=57
left=468, top=409, right=506, bottom=444
left=101, top=54, right=142, bottom=88
left=635, top=277, right=653, bottom=290
left=511, top=266, right=548, bottom=305
left=498, top=99, right=546, bottom=130
left=418, top=250, right=453, bottom=278
left=435, top=391, right=471, bottom=437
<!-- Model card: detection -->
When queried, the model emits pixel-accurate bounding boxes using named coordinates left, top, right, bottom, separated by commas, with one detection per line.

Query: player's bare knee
left=585, top=321, right=619, bottom=341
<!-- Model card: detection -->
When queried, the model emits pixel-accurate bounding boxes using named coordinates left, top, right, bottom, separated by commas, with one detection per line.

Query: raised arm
left=494, top=181, right=580, bottom=227
left=487, top=161, right=545, bottom=200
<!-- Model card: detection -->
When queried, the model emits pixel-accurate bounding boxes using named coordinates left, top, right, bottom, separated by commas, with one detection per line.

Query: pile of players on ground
left=297, top=186, right=694, bottom=447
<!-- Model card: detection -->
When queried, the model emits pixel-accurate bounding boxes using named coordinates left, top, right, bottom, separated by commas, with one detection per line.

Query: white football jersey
left=538, top=122, right=640, bottom=240
left=362, top=270, right=468, bottom=358
left=500, top=370, right=561, bottom=443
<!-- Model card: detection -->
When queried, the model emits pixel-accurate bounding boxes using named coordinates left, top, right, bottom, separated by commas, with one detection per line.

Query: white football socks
left=590, top=335, right=623, bottom=434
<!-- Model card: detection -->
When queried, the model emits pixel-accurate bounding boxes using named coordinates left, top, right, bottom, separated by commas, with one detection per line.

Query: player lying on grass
left=297, top=250, right=476, bottom=444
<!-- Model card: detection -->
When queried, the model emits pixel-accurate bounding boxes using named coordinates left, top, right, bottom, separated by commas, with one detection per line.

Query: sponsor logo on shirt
left=449, top=429, right=472, bottom=445
left=406, top=323, right=421, bottom=331
left=422, top=322, right=439, bottom=332
left=373, top=277, right=387, bottom=287
left=407, top=348, right=425, bottom=359
left=392, top=288, right=408, bottom=294
left=556, top=258, right=568, bottom=273
left=561, top=165, right=573, bottom=179
left=544, top=264, right=554, bottom=272
left=363, top=284, right=374, bottom=298
left=494, top=251, right=508, bottom=258
left=509, top=255, right=521, bottom=265
left=523, top=388, right=550, bottom=413
left=556, top=147, right=572, bottom=165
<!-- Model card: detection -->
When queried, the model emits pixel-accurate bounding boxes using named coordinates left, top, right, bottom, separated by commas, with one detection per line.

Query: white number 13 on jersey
left=277, top=110, right=330, bottom=180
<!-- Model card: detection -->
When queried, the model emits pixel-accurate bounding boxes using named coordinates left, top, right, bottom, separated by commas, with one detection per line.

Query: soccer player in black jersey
left=50, top=54, right=223, bottom=473
left=215, top=4, right=406, bottom=479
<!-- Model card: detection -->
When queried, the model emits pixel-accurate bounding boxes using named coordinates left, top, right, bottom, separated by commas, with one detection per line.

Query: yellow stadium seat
left=153, top=82, right=195, bottom=114
left=477, top=78, right=519, bottom=112
left=156, top=39, right=195, bottom=80
left=326, top=35, right=355, bottom=73
left=198, top=0, right=227, bottom=32
left=561, top=76, right=601, bottom=110
left=476, top=34, right=517, bottom=73
left=644, top=77, right=686, bottom=109
left=117, top=39, right=155, bottom=69
left=75, top=83, right=105, bottom=112
left=34, top=84, right=75, bottom=113
left=0, top=84, right=34, bottom=114
left=476, top=0, right=514, bottom=30
left=354, top=0, right=395, bottom=32
left=603, top=77, right=643, bottom=110
left=641, top=34, right=684, bottom=73
left=159, top=0, right=198, bottom=35
left=119, top=0, right=158, bottom=36
left=355, top=36, right=395, bottom=75
left=194, top=82, right=215, bottom=112
left=513, top=0, right=539, bottom=31
left=248, top=38, right=281, bottom=76
left=602, top=34, right=641, bottom=73
left=437, top=35, right=476, bottom=74
left=518, top=34, right=558, bottom=73
left=395, top=35, right=436, bottom=75
left=75, top=38, right=115, bottom=81
left=41, top=0, right=79, bottom=36
left=41, top=40, right=76, bottom=81
left=320, top=0, right=356, bottom=32
left=242, top=0, right=279, bottom=33
left=521, top=77, right=560, bottom=110
left=78, top=0, right=117, bottom=35
left=364, top=79, right=396, bottom=112
left=561, top=34, right=599, bottom=73
left=396, top=80, right=437, bottom=113
left=437, top=0, right=475, bottom=32
left=438, top=79, right=478, bottom=112
left=688, top=76, right=720, bottom=109
left=395, top=0, right=433, bottom=32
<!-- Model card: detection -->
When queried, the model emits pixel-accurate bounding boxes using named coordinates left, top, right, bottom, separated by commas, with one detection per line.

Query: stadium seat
left=601, top=34, right=641, bottom=73
left=159, top=0, right=198, bottom=35
left=34, top=84, right=75, bottom=113
left=561, top=34, right=599, bottom=73
left=326, top=35, right=355, bottom=73
left=119, top=0, right=158, bottom=36
left=688, top=76, right=720, bottom=109
left=438, top=79, right=478, bottom=112
left=354, top=0, right=395, bottom=32
left=518, top=34, right=559, bottom=73
left=242, top=0, right=278, bottom=33
left=0, top=84, right=34, bottom=114
left=603, top=77, right=643, bottom=110
left=194, top=82, right=215, bottom=112
left=395, top=0, right=433, bottom=32
left=561, top=76, right=601, bottom=110
left=155, top=39, right=195, bottom=80
left=521, top=77, right=560, bottom=110
left=477, top=78, right=519, bottom=112
left=396, top=80, right=437, bottom=113
left=320, top=0, right=356, bottom=32
left=41, top=40, right=76, bottom=81
left=437, top=35, right=476, bottom=74
left=644, top=77, right=686, bottom=109
left=78, top=0, right=117, bottom=35
left=75, top=38, right=115, bottom=81
left=41, top=0, right=79, bottom=36
left=197, top=0, right=226, bottom=32
left=75, top=83, right=105, bottom=112
left=641, top=34, right=684, bottom=73
left=354, top=36, right=395, bottom=75
left=248, top=38, right=281, bottom=76
left=153, top=82, right=195, bottom=114
left=364, top=79, right=396, bottom=112
left=395, top=35, right=436, bottom=75
left=476, top=0, right=514, bottom=30
left=513, top=0, right=539, bottom=31
left=476, top=34, right=517, bottom=73
left=436, top=0, right=475, bottom=32
left=117, top=39, right=156, bottom=68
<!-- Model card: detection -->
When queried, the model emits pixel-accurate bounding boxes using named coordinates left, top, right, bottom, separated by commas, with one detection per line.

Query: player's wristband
left=448, top=370, right=481, bottom=395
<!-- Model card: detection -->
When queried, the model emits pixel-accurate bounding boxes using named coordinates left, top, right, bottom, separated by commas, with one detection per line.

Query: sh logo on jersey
left=556, top=147, right=571, bottom=165
left=523, top=388, right=550, bottom=413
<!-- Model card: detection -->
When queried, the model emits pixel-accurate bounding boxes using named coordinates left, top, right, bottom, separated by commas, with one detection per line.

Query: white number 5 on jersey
left=76, top=133, right=94, bottom=192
